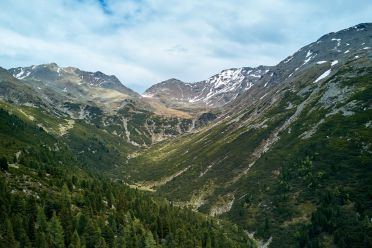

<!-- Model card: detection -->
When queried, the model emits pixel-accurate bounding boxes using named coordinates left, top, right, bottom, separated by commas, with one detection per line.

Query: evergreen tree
left=69, top=230, right=81, bottom=248
left=3, top=218, right=19, bottom=248
left=13, top=215, right=31, bottom=247
left=95, top=237, right=108, bottom=248
left=36, top=207, right=48, bottom=233
left=101, top=224, right=115, bottom=247
left=117, top=226, right=127, bottom=248
left=142, top=231, right=157, bottom=248
left=84, top=219, right=101, bottom=248
left=205, top=233, right=212, bottom=248
left=35, top=231, right=49, bottom=248
left=0, top=156, right=8, bottom=171
left=48, top=212, right=65, bottom=248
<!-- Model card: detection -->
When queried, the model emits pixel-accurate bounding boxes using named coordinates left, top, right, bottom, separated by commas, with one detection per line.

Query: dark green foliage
left=0, top=172, right=253, bottom=248
left=48, top=212, right=65, bottom=248
left=0, top=156, right=8, bottom=171
left=123, top=63, right=372, bottom=247
left=0, top=107, right=254, bottom=248
left=298, top=189, right=372, bottom=247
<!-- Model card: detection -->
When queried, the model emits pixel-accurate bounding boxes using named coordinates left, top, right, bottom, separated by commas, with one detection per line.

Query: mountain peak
left=8, top=63, right=139, bottom=97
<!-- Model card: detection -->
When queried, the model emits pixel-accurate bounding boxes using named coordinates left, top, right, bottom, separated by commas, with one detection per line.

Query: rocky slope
left=0, top=65, right=195, bottom=170
left=123, top=23, right=372, bottom=247
left=9, top=63, right=139, bottom=96
left=1, top=22, right=371, bottom=248
left=143, top=66, right=271, bottom=108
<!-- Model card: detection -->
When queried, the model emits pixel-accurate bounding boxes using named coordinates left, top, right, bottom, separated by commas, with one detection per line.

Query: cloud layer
left=0, top=0, right=371, bottom=92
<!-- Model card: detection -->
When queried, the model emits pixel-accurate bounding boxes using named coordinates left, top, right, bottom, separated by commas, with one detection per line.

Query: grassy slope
left=124, top=62, right=372, bottom=246
left=0, top=101, right=256, bottom=248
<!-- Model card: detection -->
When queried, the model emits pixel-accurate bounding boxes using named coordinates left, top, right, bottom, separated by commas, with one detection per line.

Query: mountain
left=123, top=23, right=372, bottom=247
left=0, top=23, right=371, bottom=248
left=143, top=66, right=271, bottom=109
left=0, top=67, right=255, bottom=247
left=6, top=63, right=143, bottom=114
left=0, top=107, right=254, bottom=248
left=0, top=64, right=197, bottom=171
left=9, top=63, right=139, bottom=96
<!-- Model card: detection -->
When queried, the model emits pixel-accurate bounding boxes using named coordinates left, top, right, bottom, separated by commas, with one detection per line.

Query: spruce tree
left=3, top=218, right=19, bottom=248
left=48, top=212, right=65, bottom=248
left=69, top=230, right=81, bottom=248
left=142, top=231, right=157, bottom=248
left=0, top=156, right=8, bottom=171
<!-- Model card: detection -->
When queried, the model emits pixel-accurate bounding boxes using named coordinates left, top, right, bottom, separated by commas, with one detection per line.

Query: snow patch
left=141, top=94, right=153, bottom=98
left=303, top=56, right=312, bottom=64
left=283, top=56, right=293, bottom=63
left=314, top=69, right=331, bottom=83
left=245, top=82, right=254, bottom=91
left=331, top=38, right=341, bottom=49
left=14, top=68, right=31, bottom=79
left=260, top=93, right=268, bottom=100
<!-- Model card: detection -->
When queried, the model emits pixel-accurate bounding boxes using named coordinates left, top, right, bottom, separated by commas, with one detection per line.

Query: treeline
left=278, top=158, right=372, bottom=247
left=0, top=163, right=253, bottom=248
left=0, top=107, right=254, bottom=248
left=297, top=189, right=372, bottom=248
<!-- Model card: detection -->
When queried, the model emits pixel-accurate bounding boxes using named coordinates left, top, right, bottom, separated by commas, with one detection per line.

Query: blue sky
left=0, top=0, right=371, bottom=92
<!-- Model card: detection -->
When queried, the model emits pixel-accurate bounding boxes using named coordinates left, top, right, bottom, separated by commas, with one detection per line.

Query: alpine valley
left=0, top=23, right=371, bottom=248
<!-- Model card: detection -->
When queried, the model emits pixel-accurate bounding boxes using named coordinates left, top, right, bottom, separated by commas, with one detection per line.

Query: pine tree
left=77, top=214, right=88, bottom=235
left=205, top=233, right=212, bottom=248
left=13, top=215, right=31, bottom=247
left=95, top=237, right=108, bottom=248
left=101, top=224, right=115, bottom=247
left=84, top=219, right=101, bottom=248
left=3, top=218, right=19, bottom=248
left=264, top=216, right=270, bottom=234
left=142, top=231, right=156, bottom=248
left=0, top=156, right=8, bottom=171
left=117, top=226, right=127, bottom=248
left=69, top=230, right=81, bottom=248
left=48, top=212, right=65, bottom=248
left=36, top=207, right=48, bottom=233
left=35, top=230, right=49, bottom=248
left=26, top=197, right=38, bottom=243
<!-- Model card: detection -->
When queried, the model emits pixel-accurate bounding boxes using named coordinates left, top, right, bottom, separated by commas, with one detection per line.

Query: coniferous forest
left=0, top=5, right=371, bottom=246
left=0, top=109, right=254, bottom=248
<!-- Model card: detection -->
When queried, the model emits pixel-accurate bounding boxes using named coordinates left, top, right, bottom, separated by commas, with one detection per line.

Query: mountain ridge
left=121, top=22, right=372, bottom=247
left=0, top=22, right=371, bottom=248
left=143, top=65, right=272, bottom=109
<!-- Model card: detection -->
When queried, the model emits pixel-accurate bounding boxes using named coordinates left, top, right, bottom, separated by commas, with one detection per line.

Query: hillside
left=0, top=23, right=371, bottom=248
left=0, top=100, right=255, bottom=248
left=123, top=23, right=372, bottom=247
left=0, top=65, right=199, bottom=170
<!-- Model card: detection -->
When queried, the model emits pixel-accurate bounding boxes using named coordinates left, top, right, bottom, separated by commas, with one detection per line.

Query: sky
left=0, top=0, right=371, bottom=93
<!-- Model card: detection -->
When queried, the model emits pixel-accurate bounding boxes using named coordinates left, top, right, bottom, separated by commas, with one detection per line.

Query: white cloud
left=0, top=0, right=371, bottom=92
